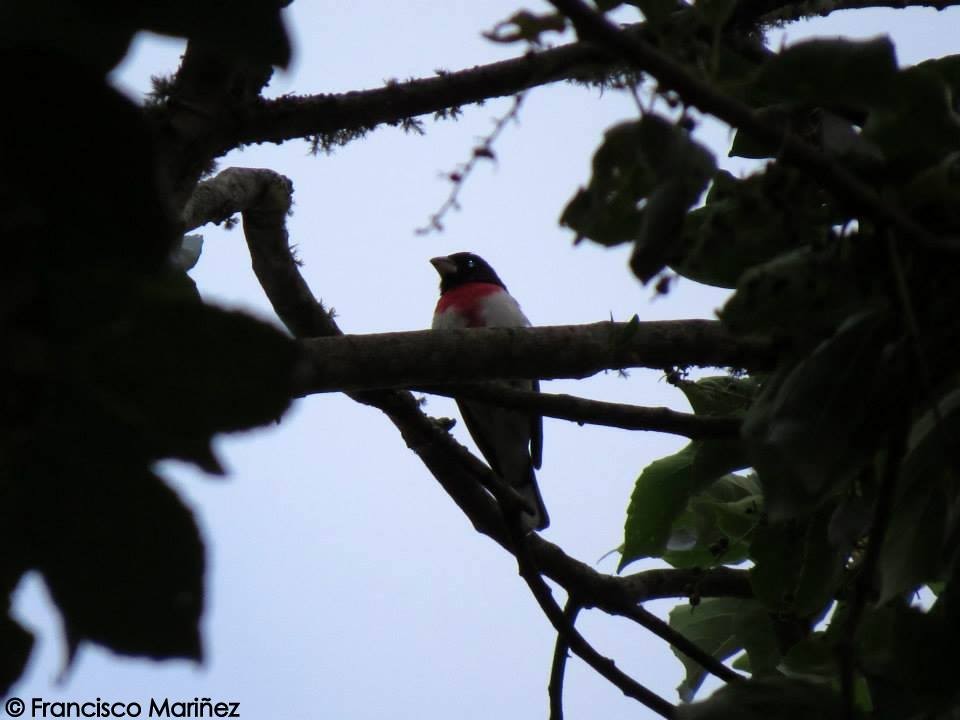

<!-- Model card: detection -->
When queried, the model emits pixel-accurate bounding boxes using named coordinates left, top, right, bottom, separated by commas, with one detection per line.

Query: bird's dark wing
left=530, top=379, right=542, bottom=470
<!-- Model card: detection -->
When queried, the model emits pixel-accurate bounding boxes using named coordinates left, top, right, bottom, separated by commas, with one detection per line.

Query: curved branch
left=549, top=600, right=581, bottom=720
left=300, top=323, right=775, bottom=393
left=548, top=0, right=958, bottom=252
left=190, top=167, right=755, bottom=692
left=421, top=384, right=741, bottom=438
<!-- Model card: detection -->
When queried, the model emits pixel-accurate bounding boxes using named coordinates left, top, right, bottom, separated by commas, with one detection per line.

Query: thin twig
left=416, top=93, right=525, bottom=234
left=420, top=383, right=741, bottom=438
left=547, top=0, right=958, bottom=252
left=549, top=600, right=582, bottom=720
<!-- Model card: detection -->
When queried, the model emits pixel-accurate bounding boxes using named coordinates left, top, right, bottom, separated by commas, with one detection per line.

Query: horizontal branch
left=231, top=35, right=624, bottom=149
left=299, top=322, right=775, bottom=393
left=421, top=384, right=740, bottom=439
left=549, top=0, right=959, bottom=252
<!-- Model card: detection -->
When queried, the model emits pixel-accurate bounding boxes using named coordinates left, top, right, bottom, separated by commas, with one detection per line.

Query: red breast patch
left=435, top=282, right=503, bottom=327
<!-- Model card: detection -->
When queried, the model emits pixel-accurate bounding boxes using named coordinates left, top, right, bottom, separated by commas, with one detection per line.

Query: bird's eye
left=465, top=259, right=475, bottom=268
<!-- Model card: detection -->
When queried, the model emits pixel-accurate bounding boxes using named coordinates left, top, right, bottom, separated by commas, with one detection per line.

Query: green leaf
left=677, top=374, right=760, bottom=416
left=877, top=388, right=960, bottom=603
left=670, top=598, right=777, bottom=702
left=677, top=677, right=843, bottom=720
left=741, top=311, right=896, bottom=519
left=621, top=440, right=748, bottom=570
left=560, top=115, right=715, bottom=282
left=749, top=37, right=898, bottom=111
left=663, top=473, right=762, bottom=568
left=750, top=508, right=845, bottom=617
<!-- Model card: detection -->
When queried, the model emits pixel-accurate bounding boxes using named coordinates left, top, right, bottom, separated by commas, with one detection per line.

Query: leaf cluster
left=558, top=6, right=960, bottom=717
left=0, top=1, right=298, bottom=696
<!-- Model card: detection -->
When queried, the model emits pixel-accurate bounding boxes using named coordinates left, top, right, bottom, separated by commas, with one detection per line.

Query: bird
left=429, top=252, right=549, bottom=531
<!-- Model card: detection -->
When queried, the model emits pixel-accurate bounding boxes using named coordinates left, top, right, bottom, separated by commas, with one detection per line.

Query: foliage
left=0, top=1, right=298, bottom=697
left=566, top=5, right=960, bottom=717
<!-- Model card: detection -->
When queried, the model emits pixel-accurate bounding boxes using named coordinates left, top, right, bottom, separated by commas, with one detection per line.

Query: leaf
left=663, top=473, right=762, bottom=568
left=669, top=598, right=776, bottom=701
left=482, top=11, right=566, bottom=44
left=749, top=37, right=898, bottom=111
left=0, top=614, right=33, bottom=697
left=65, top=285, right=299, bottom=470
left=750, top=507, right=846, bottom=618
left=677, top=677, right=844, bottom=720
left=621, top=440, right=748, bottom=570
left=863, top=65, right=960, bottom=173
left=560, top=115, right=715, bottom=282
left=0, top=1, right=291, bottom=72
left=677, top=374, right=760, bottom=416
left=32, top=466, right=204, bottom=662
left=720, top=241, right=888, bottom=341
left=741, top=311, right=897, bottom=519
left=900, top=151, right=960, bottom=233
left=876, top=388, right=960, bottom=603
left=672, top=168, right=830, bottom=288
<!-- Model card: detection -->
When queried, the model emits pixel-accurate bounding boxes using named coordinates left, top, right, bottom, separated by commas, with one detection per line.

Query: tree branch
left=549, top=600, right=581, bottom=720
left=188, top=167, right=755, bottom=693
left=229, top=34, right=626, bottom=151
left=420, top=384, right=741, bottom=438
left=299, top=323, right=775, bottom=394
left=547, top=0, right=958, bottom=252
left=516, top=540, right=677, bottom=718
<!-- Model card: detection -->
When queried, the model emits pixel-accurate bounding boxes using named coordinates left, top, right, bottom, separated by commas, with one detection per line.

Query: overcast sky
left=8, top=3, right=960, bottom=719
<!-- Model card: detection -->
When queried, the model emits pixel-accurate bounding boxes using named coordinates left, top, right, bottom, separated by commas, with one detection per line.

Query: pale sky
left=8, top=3, right=960, bottom=719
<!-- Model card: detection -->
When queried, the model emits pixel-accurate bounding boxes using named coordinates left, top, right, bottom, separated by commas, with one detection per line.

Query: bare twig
left=420, top=383, right=741, bottom=438
left=417, top=93, right=526, bottom=235
left=547, top=0, right=958, bottom=252
left=549, top=600, right=582, bottom=720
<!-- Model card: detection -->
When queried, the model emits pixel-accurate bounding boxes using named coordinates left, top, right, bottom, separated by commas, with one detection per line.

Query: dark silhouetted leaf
left=877, top=388, right=960, bottom=603
left=33, top=466, right=204, bottom=662
left=864, top=66, right=960, bottom=173
left=0, top=614, right=33, bottom=697
left=750, top=37, right=897, bottom=111
left=742, top=311, right=897, bottom=519
left=750, top=511, right=845, bottom=620
left=672, top=167, right=831, bottom=288
left=678, top=676, right=843, bottom=720
left=560, top=115, right=715, bottom=282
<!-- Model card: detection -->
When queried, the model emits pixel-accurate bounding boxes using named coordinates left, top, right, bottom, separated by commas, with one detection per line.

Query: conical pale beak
left=430, top=256, right=457, bottom=276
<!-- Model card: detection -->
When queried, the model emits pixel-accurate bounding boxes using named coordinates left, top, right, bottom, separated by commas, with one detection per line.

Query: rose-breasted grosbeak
left=430, top=252, right=549, bottom=531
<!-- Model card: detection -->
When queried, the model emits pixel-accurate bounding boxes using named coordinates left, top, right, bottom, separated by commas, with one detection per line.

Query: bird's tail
left=517, top=466, right=549, bottom=532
